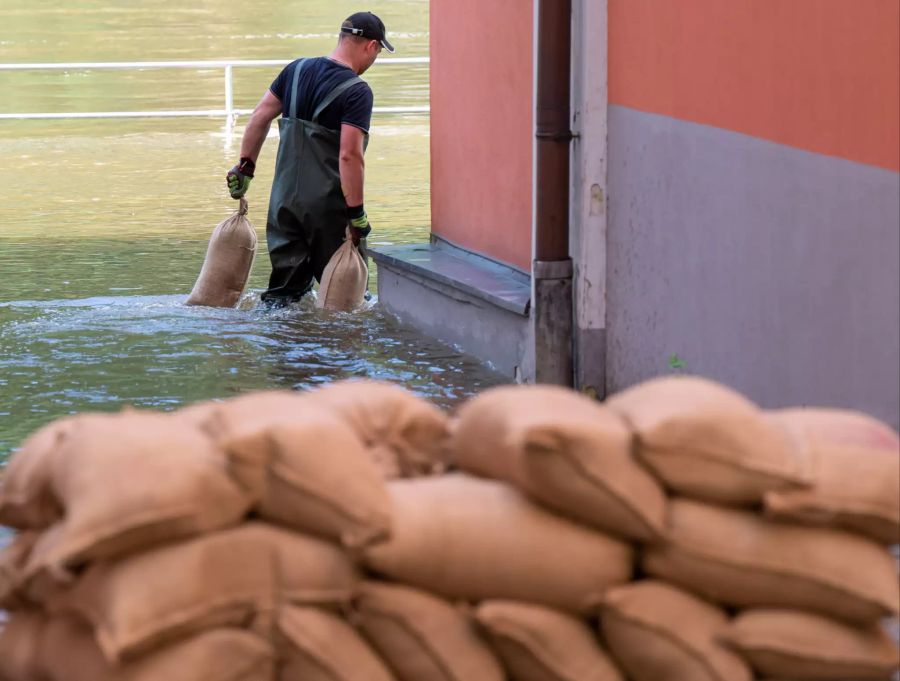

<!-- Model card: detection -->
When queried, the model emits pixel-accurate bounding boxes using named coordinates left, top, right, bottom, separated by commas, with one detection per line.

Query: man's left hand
left=350, top=224, right=371, bottom=247
left=347, top=204, right=372, bottom=246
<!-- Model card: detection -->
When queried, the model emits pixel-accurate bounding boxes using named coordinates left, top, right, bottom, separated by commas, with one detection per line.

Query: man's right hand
left=226, top=157, right=256, bottom=199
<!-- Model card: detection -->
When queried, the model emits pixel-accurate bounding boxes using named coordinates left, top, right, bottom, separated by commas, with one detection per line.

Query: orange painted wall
left=609, top=0, right=900, bottom=172
left=430, top=0, right=534, bottom=272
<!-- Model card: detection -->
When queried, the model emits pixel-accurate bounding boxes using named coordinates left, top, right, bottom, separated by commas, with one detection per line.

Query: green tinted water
left=0, top=1, right=505, bottom=461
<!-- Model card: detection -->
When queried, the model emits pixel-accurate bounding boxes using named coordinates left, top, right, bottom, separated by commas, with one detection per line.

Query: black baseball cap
left=341, top=11, right=395, bottom=53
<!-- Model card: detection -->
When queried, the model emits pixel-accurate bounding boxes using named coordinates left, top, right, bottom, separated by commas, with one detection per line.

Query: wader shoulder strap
left=312, top=75, right=364, bottom=124
left=288, top=58, right=310, bottom=119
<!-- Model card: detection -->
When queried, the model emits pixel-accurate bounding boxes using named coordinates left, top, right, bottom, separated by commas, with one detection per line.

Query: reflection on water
left=0, top=1, right=508, bottom=462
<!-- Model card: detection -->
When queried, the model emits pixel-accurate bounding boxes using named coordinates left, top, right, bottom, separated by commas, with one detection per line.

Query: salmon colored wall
left=430, top=0, right=534, bottom=272
left=609, top=0, right=900, bottom=172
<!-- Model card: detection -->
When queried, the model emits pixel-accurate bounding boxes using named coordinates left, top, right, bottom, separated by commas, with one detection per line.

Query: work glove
left=226, top=157, right=255, bottom=199
left=347, top=204, right=372, bottom=246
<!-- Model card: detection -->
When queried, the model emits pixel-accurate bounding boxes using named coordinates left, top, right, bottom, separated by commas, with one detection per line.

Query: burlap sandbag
left=0, top=412, right=253, bottom=597
left=643, top=499, right=900, bottom=624
left=316, top=227, right=368, bottom=311
left=0, top=415, right=81, bottom=529
left=719, top=609, right=900, bottom=680
left=453, top=385, right=666, bottom=542
left=0, top=610, right=43, bottom=681
left=186, top=197, right=257, bottom=308
left=474, top=600, right=625, bottom=681
left=276, top=606, right=396, bottom=681
left=353, top=580, right=504, bottom=681
left=0, top=613, right=275, bottom=681
left=51, top=522, right=359, bottom=663
left=763, top=409, right=900, bottom=544
left=13, top=412, right=252, bottom=588
left=180, top=390, right=394, bottom=547
left=178, top=381, right=450, bottom=480
left=0, top=531, right=38, bottom=610
left=225, top=417, right=392, bottom=549
left=600, top=580, right=752, bottom=681
left=307, top=380, right=451, bottom=478
left=175, top=390, right=313, bottom=444
left=768, top=407, right=900, bottom=451
left=363, top=475, right=633, bottom=613
left=606, top=376, right=810, bottom=503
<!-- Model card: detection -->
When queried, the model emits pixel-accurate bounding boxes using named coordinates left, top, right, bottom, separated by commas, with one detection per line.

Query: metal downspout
left=532, top=0, right=574, bottom=385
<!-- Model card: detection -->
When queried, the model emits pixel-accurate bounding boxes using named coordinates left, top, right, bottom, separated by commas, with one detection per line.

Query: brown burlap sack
left=363, top=475, right=633, bottom=613
left=763, top=409, right=900, bottom=544
left=606, top=376, right=810, bottom=503
left=265, top=523, right=360, bottom=609
left=276, top=606, right=395, bottom=681
left=179, top=391, right=394, bottom=548
left=224, top=416, right=392, bottom=549
left=600, top=580, right=752, bottom=681
left=474, top=600, right=625, bottom=681
left=453, top=385, right=666, bottom=542
left=307, top=380, right=451, bottom=478
left=353, top=580, right=504, bottom=681
left=15, top=616, right=275, bottom=681
left=14, top=411, right=252, bottom=585
left=51, top=522, right=358, bottom=663
left=768, top=407, right=900, bottom=451
left=186, top=198, right=257, bottom=308
left=0, top=610, right=43, bottom=681
left=0, top=415, right=81, bottom=529
left=719, top=609, right=900, bottom=680
left=178, top=381, right=449, bottom=480
left=176, top=390, right=313, bottom=443
left=0, top=531, right=38, bottom=609
left=316, top=228, right=368, bottom=311
left=643, top=499, right=900, bottom=624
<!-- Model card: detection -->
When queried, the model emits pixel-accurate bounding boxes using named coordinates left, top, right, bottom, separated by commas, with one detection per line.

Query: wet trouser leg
left=261, top=239, right=315, bottom=303
left=262, top=209, right=352, bottom=304
left=261, top=207, right=315, bottom=303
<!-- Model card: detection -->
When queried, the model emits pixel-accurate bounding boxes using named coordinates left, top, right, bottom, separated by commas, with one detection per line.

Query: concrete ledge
left=371, top=241, right=530, bottom=316
left=371, top=240, right=531, bottom=377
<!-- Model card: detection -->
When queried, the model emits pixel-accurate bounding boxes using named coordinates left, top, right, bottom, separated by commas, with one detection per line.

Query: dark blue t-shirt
left=269, top=57, right=374, bottom=133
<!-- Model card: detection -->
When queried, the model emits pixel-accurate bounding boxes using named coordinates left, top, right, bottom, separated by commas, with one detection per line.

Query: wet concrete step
left=370, top=241, right=530, bottom=316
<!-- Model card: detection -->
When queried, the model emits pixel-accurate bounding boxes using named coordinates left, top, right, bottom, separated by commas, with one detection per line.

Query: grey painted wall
left=605, top=105, right=900, bottom=427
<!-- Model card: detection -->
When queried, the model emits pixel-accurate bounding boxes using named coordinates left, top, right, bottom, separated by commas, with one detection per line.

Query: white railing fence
left=0, top=58, right=430, bottom=125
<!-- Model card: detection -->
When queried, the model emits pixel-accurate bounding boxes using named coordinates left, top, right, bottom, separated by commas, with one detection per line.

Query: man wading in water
left=226, top=12, right=393, bottom=306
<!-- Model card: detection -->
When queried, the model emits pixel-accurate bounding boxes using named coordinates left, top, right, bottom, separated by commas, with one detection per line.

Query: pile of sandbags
left=0, top=376, right=897, bottom=681
left=0, top=382, right=450, bottom=680
left=600, top=377, right=900, bottom=681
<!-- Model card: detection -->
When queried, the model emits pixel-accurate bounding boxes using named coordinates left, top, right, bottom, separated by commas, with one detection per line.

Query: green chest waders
left=262, top=59, right=368, bottom=302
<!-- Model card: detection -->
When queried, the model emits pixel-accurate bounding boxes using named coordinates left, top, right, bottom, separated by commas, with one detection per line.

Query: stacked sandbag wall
left=0, top=377, right=897, bottom=681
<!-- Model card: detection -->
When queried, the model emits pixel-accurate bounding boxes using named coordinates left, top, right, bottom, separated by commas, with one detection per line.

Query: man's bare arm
left=339, top=123, right=366, bottom=207
left=240, top=90, right=283, bottom=163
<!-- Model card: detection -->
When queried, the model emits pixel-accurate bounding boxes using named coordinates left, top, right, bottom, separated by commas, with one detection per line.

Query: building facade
left=373, top=0, right=900, bottom=427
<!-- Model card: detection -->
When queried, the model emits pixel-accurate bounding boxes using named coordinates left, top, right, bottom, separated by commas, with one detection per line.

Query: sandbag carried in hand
left=316, top=227, right=367, bottom=311
left=186, top=198, right=257, bottom=308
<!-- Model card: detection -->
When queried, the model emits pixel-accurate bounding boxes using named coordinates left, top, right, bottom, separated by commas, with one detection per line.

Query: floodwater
left=0, top=1, right=506, bottom=462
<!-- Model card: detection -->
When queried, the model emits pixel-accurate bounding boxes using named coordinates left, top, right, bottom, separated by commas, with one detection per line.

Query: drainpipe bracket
left=535, top=130, right=575, bottom=142
left=533, top=258, right=573, bottom=280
